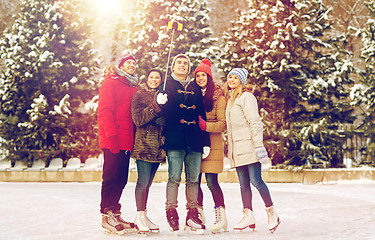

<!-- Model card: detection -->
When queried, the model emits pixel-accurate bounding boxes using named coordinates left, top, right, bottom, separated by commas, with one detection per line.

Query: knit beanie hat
left=117, top=53, right=136, bottom=68
left=171, top=54, right=191, bottom=73
left=194, top=58, right=212, bottom=79
left=227, top=68, right=248, bottom=85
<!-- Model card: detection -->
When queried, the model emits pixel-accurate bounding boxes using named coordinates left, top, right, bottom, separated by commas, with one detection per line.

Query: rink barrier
left=0, top=168, right=374, bottom=183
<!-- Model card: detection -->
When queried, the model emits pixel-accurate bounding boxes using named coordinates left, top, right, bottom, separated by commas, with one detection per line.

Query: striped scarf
left=115, top=67, right=139, bottom=86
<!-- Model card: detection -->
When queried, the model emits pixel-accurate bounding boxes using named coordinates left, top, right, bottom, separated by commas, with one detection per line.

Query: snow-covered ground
left=1, top=181, right=375, bottom=240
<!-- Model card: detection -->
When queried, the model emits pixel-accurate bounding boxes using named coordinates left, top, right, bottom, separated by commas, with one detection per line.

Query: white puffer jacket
left=226, top=91, right=264, bottom=168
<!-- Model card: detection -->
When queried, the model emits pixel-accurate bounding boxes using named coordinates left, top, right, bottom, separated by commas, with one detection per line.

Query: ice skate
left=144, top=210, right=160, bottom=233
left=113, top=211, right=136, bottom=233
left=166, top=208, right=180, bottom=234
left=102, top=209, right=125, bottom=235
left=210, top=206, right=228, bottom=234
left=197, top=206, right=205, bottom=225
left=134, top=211, right=150, bottom=235
left=184, top=208, right=205, bottom=235
left=266, top=206, right=280, bottom=233
left=233, top=208, right=256, bottom=231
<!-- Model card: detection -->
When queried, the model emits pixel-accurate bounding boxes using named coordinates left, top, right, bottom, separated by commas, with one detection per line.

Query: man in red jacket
left=98, top=53, right=139, bottom=235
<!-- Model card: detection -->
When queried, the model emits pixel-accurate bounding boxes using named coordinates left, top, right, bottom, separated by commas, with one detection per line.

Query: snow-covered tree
left=219, top=0, right=356, bottom=167
left=125, top=0, right=220, bottom=80
left=352, top=1, right=375, bottom=165
left=0, top=0, right=101, bottom=164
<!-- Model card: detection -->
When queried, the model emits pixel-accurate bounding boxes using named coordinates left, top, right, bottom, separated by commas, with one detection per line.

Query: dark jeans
left=100, top=149, right=130, bottom=213
left=235, top=162, right=273, bottom=210
left=198, top=173, right=225, bottom=208
left=135, top=160, right=160, bottom=211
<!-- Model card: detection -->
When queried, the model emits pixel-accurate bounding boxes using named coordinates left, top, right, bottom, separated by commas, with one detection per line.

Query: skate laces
left=214, top=208, right=221, bottom=224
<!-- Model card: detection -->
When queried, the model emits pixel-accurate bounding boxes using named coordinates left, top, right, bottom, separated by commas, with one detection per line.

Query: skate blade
left=137, top=231, right=150, bottom=236
left=269, top=220, right=281, bottom=234
left=103, top=229, right=125, bottom=235
left=184, top=225, right=204, bottom=235
left=124, top=228, right=137, bottom=233
left=234, top=224, right=256, bottom=232
left=211, top=227, right=228, bottom=234
left=149, top=229, right=160, bottom=233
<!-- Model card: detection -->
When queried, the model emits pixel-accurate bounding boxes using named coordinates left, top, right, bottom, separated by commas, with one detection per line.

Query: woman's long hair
left=224, top=81, right=255, bottom=107
left=104, top=65, right=117, bottom=75
left=198, top=74, right=215, bottom=112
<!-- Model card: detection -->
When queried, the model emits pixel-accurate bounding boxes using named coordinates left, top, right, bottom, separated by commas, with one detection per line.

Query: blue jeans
left=235, top=162, right=273, bottom=210
left=198, top=173, right=225, bottom=208
left=166, top=150, right=201, bottom=210
left=135, top=160, right=160, bottom=211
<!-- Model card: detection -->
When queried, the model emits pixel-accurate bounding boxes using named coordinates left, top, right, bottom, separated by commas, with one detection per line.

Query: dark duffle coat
left=131, top=85, right=166, bottom=163
left=160, top=76, right=210, bottom=152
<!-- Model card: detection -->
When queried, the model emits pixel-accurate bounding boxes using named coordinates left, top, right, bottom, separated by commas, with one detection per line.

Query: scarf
left=172, top=72, right=190, bottom=89
left=201, top=88, right=207, bottom=96
left=115, top=67, right=139, bottom=86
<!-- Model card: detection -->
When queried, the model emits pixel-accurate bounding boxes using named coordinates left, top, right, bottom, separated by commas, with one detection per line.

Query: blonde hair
left=224, top=82, right=255, bottom=106
left=104, top=65, right=117, bottom=75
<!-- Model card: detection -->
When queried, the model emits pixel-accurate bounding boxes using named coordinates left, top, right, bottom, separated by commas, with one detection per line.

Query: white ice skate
left=134, top=211, right=150, bottom=235
left=210, top=206, right=228, bottom=234
left=266, top=206, right=280, bottom=233
left=233, top=208, right=256, bottom=231
left=144, top=210, right=160, bottom=233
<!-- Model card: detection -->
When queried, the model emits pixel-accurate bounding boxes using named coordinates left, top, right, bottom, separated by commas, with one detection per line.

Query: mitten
left=108, top=136, right=120, bottom=154
left=255, top=146, right=269, bottom=164
left=202, top=146, right=210, bottom=159
left=156, top=93, right=168, bottom=105
left=198, top=116, right=207, bottom=131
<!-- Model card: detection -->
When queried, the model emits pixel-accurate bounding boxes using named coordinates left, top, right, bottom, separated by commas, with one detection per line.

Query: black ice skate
left=184, top=208, right=205, bottom=235
left=166, top=208, right=180, bottom=233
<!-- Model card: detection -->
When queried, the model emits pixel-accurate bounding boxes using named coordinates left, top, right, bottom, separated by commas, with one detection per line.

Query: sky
left=1, top=180, right=374, bottom=240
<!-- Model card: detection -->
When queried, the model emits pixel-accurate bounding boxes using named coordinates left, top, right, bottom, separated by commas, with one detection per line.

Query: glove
left=108, top=136, right=120, bottom=154
left=255, top=146, right=269, bottom=164
left=156, top=93, right=168, bottom=105
left=154, top=116, right=166, bottom=126
left=198, top=116, right=207, bottom=131
left=202, top=146, right=210, bottom=159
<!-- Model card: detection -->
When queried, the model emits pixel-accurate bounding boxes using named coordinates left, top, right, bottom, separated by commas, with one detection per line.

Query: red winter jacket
left=98, top=73, right=138, bottom=151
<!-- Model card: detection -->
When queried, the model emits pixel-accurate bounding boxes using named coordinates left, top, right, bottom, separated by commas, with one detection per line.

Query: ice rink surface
left=1, top=180, right=375, bottom=240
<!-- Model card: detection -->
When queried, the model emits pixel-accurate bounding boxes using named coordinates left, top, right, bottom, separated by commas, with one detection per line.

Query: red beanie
left=117, top=53, right=136, bottom=68
left=194, top=59, right=212, bottom=79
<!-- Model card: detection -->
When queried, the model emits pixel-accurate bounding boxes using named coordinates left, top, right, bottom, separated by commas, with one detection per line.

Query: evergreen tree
left=219, top=0, right=355, bottom=167
left=126, top=0, right=220, bottom=80
left=352, top=1, right=375, bottom=165
left=0, top=0, right=101, bottom=165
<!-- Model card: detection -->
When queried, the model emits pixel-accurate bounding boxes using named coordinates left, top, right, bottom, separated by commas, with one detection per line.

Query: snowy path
left=0, top=181, right=374, bottom=240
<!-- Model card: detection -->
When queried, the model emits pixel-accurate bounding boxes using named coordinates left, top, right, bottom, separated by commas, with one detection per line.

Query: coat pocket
left=234, top=138, right=253, bottom=156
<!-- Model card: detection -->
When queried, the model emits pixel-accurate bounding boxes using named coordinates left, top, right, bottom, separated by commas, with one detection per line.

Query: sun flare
left=93, top=0, right=121, bottom=13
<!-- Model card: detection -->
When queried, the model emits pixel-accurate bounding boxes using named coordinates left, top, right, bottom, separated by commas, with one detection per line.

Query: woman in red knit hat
left=194, top=59, right=228, bottom=233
